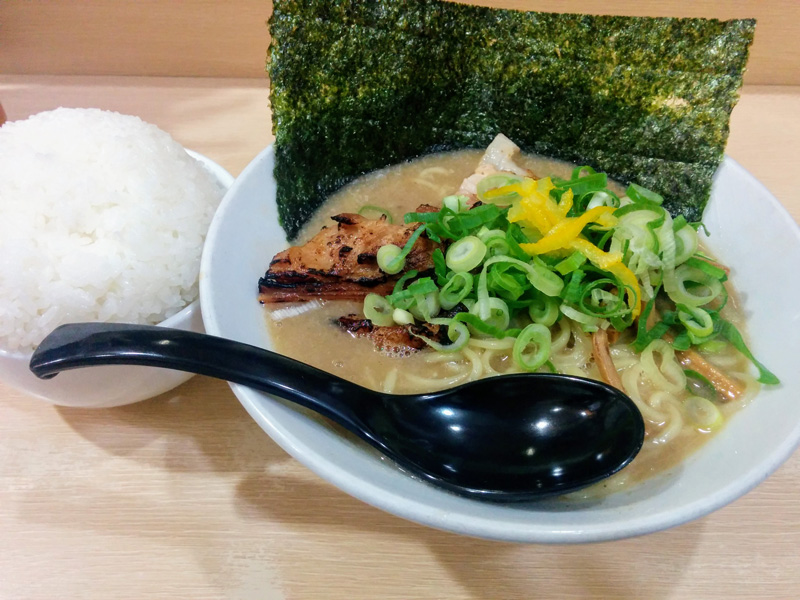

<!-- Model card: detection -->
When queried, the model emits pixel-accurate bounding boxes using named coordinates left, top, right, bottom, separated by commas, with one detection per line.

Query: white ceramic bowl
left=0, top=151, right=234, bottom=408
left=200, top=145, right=800, bottom=542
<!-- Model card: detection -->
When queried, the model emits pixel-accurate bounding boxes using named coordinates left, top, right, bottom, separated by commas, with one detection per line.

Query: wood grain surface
left=1, top=0, right=799, bottom=84
left=0, top=74, right=799, bottom=599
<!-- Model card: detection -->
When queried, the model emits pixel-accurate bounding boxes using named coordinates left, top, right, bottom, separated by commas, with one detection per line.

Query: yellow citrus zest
left=498, top=177, right=641, bottom=317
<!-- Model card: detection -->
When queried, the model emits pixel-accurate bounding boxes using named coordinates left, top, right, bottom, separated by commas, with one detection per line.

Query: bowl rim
left=200, top=143, right=800, bottom=543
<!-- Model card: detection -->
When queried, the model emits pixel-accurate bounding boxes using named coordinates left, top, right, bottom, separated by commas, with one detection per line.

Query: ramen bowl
left=199, top=145, right=800, bottom=543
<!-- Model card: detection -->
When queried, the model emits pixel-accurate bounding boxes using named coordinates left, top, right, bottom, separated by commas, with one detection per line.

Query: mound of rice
left=0, top=108, right=225, bottom=352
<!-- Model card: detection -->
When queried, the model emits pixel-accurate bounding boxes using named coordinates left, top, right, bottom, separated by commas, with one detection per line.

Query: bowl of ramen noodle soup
left=200, top=135, right=800, bottom=542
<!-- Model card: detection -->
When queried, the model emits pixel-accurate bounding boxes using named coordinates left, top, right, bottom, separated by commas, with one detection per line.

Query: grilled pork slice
left=258, top=213, right=438, bottom=303
left=337, top=315, right=447, bottom=355
left=259, top=133, right=531, bottom=305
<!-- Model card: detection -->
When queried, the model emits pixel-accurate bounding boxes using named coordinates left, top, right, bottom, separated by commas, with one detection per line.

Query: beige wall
left=1, top=0, right=797, bottom=84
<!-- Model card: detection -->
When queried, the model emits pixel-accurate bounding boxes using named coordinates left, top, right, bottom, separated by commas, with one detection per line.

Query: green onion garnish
left=377, top=244, right=404, bottom=274
left=669, top=264, right=724, bottom=307
left=358, top=168, right=777, bottom=388
left=677, top=304, right=714, bottom=341
left=392, top=308, right=415, bottom=326
left=446, top=236, right=487, bottom=273
left=363, top=293, right=395, bottom=327
left=476, top=174, right=523, bottom=204
left=439, top=271, right=473, bottom=310
left=513, top=323, right=552, bottom=372
left=684, top=395, right=723, bottom=430
left=411, top=318, right=470, bottom=353
left=626, top=182, right=664, bottom=205
left=379, top=224, right=428, bottom=274
left=358, top=204, right=393, bottom=223
left=527, top=294, right=560, bottom=327
left=718, top=319, right=780, bottom=384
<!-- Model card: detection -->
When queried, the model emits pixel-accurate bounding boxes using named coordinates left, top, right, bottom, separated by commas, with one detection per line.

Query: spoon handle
left=29, top=322, right=370, bottom=427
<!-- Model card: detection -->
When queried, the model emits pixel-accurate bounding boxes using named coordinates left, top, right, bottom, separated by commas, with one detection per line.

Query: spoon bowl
left=30, top=322, right=644, bottom=501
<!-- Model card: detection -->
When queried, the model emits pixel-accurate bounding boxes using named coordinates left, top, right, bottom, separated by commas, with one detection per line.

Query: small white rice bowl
left=0, top=108, right=232, bottom=406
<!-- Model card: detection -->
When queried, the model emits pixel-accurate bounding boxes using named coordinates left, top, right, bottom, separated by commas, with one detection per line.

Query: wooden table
left=1, top=75, right=799, bottom=600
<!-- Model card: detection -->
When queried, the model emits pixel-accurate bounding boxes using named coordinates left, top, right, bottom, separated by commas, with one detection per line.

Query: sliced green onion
left=383, top=225, right=428, bottom=274
left=409, top=291, right=441, bottom=321
left=640, top=339, right=686, bottom=393
left=586, top=190, right=620, bottom=210
left=561, top=269, right=586, bottom=305
left=439, top=271, right=473, bottom=310
left=476, top=174, right=523, bottom=204
left=698, top=339, right=727, bottom=354
left=684, top=256, right=728, bottom=282
left=555, top=251, right=587, bottom=275
left=477, top=227, right=510, bottom=256
left=406, top=278, right=438, bottom=296
left=684, top=395, right=724, bottom=430
left=442, top=194, right=469, bottom=213
left=668, top=264, right=724, bottom=307
left=408, top=203, right=503, bottom=242
left=677, top=304, right=714, bottom=340
left=447, top=204, right=503, bottom=235
left=656, top=217, right=676, bottom=276
left=570, top=165, right=598, bottom=180
left=392, top=269, right=418, bottom=294
left=386, top=165, right=779, bottom=391
left=358, top=204, right=393, bottom=223
left=673, top=218, right=699, bottom=265
left=670, top=331, right=692, bottom=351
left=476, top=227, right=505, bottom=242
left=476, top=257, right=539, bottom=322
left=472, top=296, right=511, bottom=331
left=461, top=298, right=476, bottom=312
left=432, top=248, right=447, bottom=285
left=469, top=295, right=510, bottom=332
left=386, top=276, right=437, bottom=309
left=513, top=323, right=552, bottom=372
left=486, top=236, right=511, bottom=257
left=560, top=304, right=601, bottom=332
left=411, top=318, right=470, bottom=353
left=718, top=319, right=780, bottom=384
left=403, top=210, right=447, bottom=242
left=554, top=172, right=607, bottom=198
left=614, top=209, right=663, bottom=258
left=613, top=201, right=665, bottom=219
left=377, top=244, right=404, bottom=274
left=484, top=255, right=564, bottom=298
left=528, top=294, right=559, bottom=326
left=578, top=278, right=628, bottom=318
left=452, top=312, right=517, bottom=339
left=487, top=263, right=526, bottom=301
left=363, top=293, right=395, bottom=326
left=684, top=369, right=718, bottom=400
left=504, top=223, right=532, bottom=260
left=392, top=308, right=415, bottom=326
left=626, top=182, right=664, bottom=205
left=446, top=236, right=487, bottom=273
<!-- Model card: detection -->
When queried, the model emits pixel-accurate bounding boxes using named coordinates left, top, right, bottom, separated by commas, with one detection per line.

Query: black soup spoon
left=29, top=323, right=645, bottom=502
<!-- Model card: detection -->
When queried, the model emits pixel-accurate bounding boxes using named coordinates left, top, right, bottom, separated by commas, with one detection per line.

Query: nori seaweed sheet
left=268, top=0, right=755, bottom=239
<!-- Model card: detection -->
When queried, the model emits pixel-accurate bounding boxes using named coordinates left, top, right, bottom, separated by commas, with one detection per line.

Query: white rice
left=0, top=108, right=225, bottom=352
